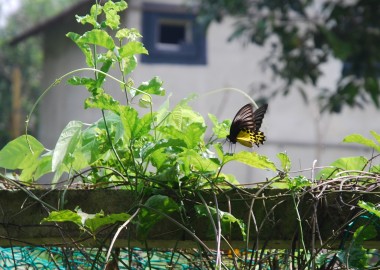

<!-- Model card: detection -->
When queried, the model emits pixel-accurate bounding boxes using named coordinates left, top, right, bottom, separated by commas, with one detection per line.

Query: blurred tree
left=195, top=0, right=380, bottom=113
left=0, top=0, right=77, bottom=148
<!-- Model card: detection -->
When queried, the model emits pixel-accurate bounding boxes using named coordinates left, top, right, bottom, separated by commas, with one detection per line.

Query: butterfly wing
left=227, top=103, right=268, bottom=147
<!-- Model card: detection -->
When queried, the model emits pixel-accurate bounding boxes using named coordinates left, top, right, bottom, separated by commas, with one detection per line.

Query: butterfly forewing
left=227, top=103, right=268, bottom=147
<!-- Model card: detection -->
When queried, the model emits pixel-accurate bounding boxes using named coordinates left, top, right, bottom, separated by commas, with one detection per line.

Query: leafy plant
left=0, top=0, right=276, bottom=246
left=0, top=1, right=379, bottom=269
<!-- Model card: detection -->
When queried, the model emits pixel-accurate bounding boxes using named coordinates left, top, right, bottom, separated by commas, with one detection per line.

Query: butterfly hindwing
left=227, top=103, right=268, bottom=148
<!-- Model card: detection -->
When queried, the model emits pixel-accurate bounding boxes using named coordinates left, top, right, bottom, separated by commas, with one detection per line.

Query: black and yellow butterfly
left=226, top=103, right=268, bottom=148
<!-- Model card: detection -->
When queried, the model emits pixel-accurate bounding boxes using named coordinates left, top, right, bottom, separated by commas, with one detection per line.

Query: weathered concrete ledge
left=0, top=189, right=379, bottom=249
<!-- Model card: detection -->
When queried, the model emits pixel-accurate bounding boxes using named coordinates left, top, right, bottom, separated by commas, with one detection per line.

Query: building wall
left=38, top=0, right=377, bottom=183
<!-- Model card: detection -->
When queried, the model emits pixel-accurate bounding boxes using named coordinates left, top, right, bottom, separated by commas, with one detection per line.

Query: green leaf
left=195, top=205, right=246, bottom=240
left=116, top=28, right=142, bottom=41
left=121, top=55, right=137, bottom=75
left=67, top=76, right=97, bottom=88
left=140, top=139, right=186, bottom=161
left=178, top=149, right=219, bottom=175
left=77, top=29, right=115, bottom=50
left=358, top=201, right=380, bottom=218
left=52, top=121, right=83, bottom=172
left=158, top=122, right=206, bottom=149
left=224, top=151, right=276, bottom=171
left=318, top=156, right=368, bottom=179
left=343, top=133, right=380, bottom=152
left=137, top=195, right=179, bottom=240
left=277, top=152, right=291, bottom=172
left=119, top=106, right=138, bottom=141
left=287, top=175, right=311, bottom=191
left=42, top=210, right=82, bottom=227
left=84, top=91, right=120, bottom=114
left=20, top=154, right=52, bottom=182
left=84, top=211, right=131, bottom=233
left=209, top=114, right=230, bottom=139
left=160, top=98, right=204, bottom=131
left=134, top=76, right=165, bottom=97
left=345, top=224, right=377, bottom=268
left=103, top=1, right=128, bottom=30
left=66, top=32, right=94, bottom=67
left=75, top=4, right=102, bottom=27
left=119, top=41, right=148, bottom=58
left=0, top=135, right=44, bottom=170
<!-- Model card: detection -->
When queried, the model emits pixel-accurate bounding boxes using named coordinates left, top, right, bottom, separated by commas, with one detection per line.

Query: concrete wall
left=38, top=0, right=377, bottom=183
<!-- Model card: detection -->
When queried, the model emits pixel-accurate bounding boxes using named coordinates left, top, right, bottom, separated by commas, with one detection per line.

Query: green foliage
left=42, top=209, right=131, bottom=233
left=195, top=205, right=246, bottom=240
left=196, top=0, right=380, bottom=112
left=1, top=2, right=379, bottom=269
left=358, top=201, right=380, bottom=218
left=0, top=0, right=279, bottom=244
left=318, top=131, right=380, bottom=178
left=137, top=195, right=179, bottom=240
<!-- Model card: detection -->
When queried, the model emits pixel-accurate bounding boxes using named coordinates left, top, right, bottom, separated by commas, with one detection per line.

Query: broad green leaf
left=158, top=122, right=206, bottom=149
left=75, top=14, right=99, bottom=28
left=20, top=154, right=52, bottom=182
left=134, top=76, right=165, bottom=97
left=151, top=164, right=180, bottom=187
left=42, top=210, right=82, bottom=227
left=77, top=29, right=115, bottom=50
left=84, top=91, right=120, bottom=114
left=85, top=212, right=131, bottom=233
left=270, top=182, right=290, bottom=189
left=345, top=224, right=377, bottom=268
left=358, top=201, right=380, bottom=218
left=195, top=205, right=246, bottom=240
left=140, top=139, right=186, bottom=161
left=52, top=121, right=83, bottom=172
left=343, top=133, right=380, bottom=152
left=67, top=76, right=97, bottom=88
left=103, top=1, right=128, bottom=30
left=119, top=106, right=138, bottom=140
left=0, top=135, right=44, bottom=170
left=132, top=111, right=154, bottom=138
left=277, top=152, right=291, bottom=172
left=137, top=195, right=179, bottom=240
left=178, top=149, right=219, bottom=175
left=224, top=151, right=276, bottom=171
left=209, top=113, right=230, bottom=139
left=119, top=41, right=148, bottom=58
left=66, top=32, right=94, bottom=67
left=81, top=114, right=124, bottom=164
left=75, top=4, right=102, bottom=27
left=318, top=156, right=368, bottom=179
left=121, top=55, right=137, bottom=75
left=287, top=175, right=310, bottom=191
left=116, top=28, right=142, bottom=41
left=165, top=97, right=203, bottom=129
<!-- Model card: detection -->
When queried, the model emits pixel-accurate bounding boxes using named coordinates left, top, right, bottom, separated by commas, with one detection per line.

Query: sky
left=0, top=0, right=20, bottom=27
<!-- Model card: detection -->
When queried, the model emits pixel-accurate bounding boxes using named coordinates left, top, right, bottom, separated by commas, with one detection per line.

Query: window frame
left=141, top=3, right=207, bottom=65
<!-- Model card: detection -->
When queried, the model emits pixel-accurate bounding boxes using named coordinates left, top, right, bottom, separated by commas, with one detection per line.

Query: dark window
left=142, top=4, right=207, bottom=65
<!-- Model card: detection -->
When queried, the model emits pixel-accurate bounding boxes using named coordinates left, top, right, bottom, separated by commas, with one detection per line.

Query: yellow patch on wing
left=236, top=129, right=266, bottom=148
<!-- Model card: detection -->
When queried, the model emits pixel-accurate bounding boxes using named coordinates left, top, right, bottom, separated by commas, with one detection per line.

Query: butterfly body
left=226, top=103, right=268, bottom=148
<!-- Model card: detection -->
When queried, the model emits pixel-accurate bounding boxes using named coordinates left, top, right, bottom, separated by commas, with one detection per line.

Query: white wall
left=38, top=0, right=378, bottom=183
